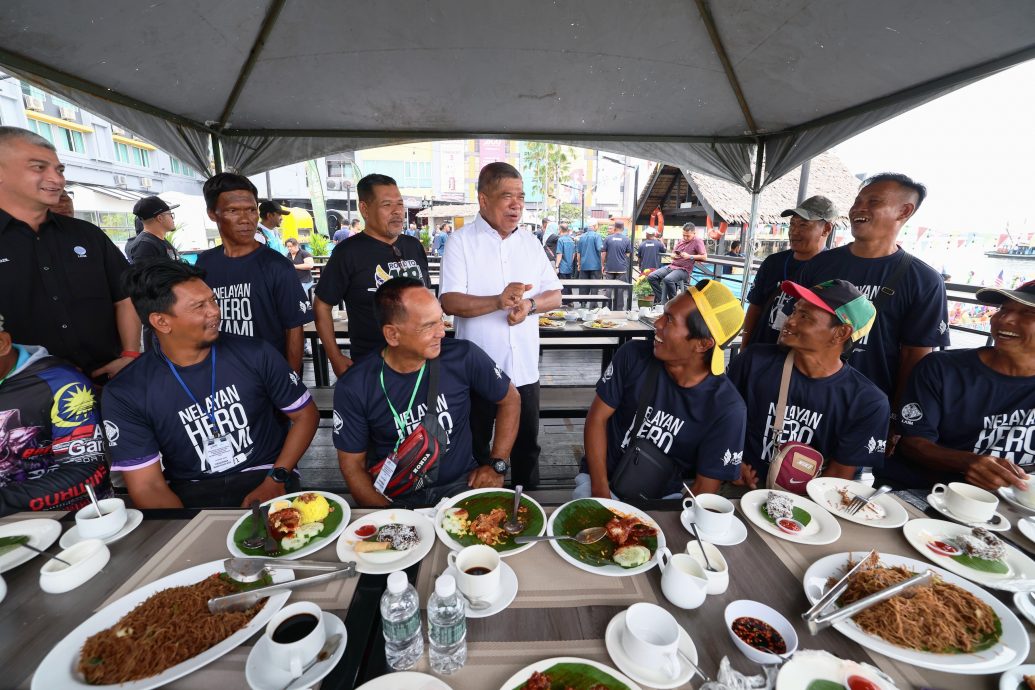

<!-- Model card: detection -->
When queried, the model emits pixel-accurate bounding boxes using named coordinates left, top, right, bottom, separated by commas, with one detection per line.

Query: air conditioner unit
left=58, top=106, right=77, bottom=121
left=140, top=178, right=153, bottom=189
left=25, top=96, right=44, bottom=111
left=111, top=125, right=126, bottom=136
left=113, top=175, right=128, bottom=188
left=326, top=178, right=341, bottom=190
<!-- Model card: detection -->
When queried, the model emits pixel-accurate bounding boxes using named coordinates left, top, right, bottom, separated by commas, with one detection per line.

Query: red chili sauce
left=777, top=517, right=802, bottom=533
left=355, top=524, right=377, bottom=539
left=846, top=675, right=881, bottom=690
left=926, top=540, right=961, bottom=557
left=731, top=616, right=786, bottom=653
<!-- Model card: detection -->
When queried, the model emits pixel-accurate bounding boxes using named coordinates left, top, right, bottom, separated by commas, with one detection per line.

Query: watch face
left=492, top=460, right=509, bottom=474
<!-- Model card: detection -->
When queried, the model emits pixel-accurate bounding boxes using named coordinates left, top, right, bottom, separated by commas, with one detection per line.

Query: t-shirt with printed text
left=602, top=233, right=632, bottom=273
left=746, top=248, right=815, bottom=346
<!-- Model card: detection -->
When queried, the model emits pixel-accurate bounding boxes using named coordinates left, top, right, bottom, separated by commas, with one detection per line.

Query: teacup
left=638, top=307, right=651, bottom=318
left=932, top=482, right=998, bottom=523
left=682, top=493, right=735, bottom=536
left=1018, top=474, right=1035, bottom=508
left=622, top=602, right=681, bottom=679
left=656, top=547, right=708, bottom=609
left=76, top=497, right=128, bottom=539
left=264, top=601, right=326, bottom=677
left=447, top=544, right=501, bottom=602
left=684, top=540, right=730, bottom=595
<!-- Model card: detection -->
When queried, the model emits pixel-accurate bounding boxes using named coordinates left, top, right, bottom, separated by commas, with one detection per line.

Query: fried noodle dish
left=78, top=573, right=264, bottom=684
left=838, top=552, right=1000, bottom=653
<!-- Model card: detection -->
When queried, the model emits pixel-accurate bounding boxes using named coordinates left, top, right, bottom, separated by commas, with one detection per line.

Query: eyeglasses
left=391, top=245, right=402, bottom=258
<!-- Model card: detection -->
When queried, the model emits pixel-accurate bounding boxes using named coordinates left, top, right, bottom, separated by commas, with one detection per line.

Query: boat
left=986, top=245, right=1035, bottom=259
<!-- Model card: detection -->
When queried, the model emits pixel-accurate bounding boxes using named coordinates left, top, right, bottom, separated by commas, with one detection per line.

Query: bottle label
left=430, top=620, right=466, bottom=646
left=383, top=611, right=420, bottom=641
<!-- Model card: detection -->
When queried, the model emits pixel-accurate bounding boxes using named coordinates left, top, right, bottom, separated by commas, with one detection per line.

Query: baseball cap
left=976, top=279, right=1035, bottom=308
left=781, top=279, right=876, bottom=342
left=780, top=195, right=838, bottom=222
left=687, top=279, right=746, bottom=375
left=132, top=196, right=178, bottom=220
left=259, top=200, right=291, bottom=217
left=645, top=227, right=656, bottom=235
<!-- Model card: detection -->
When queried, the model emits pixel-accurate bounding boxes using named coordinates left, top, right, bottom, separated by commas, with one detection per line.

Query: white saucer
left=59, top=509, right=144, bottom=549
left=1013, top=591, right=1035, bottom=627
left=680, top=511, right=748, bottom=546
left=1017, top=517, right=1035, bottom=546
left=246, top=611, right=347, bottom=690
left=1001, top=664, right=1035, bottom=690
left=605, top=610, right=698, bottom=689
left=927, top=493, right=1010, bottom=532
left=444, top=561, right=518, bottom=619
left=999, top=486, right=1035, bottom=515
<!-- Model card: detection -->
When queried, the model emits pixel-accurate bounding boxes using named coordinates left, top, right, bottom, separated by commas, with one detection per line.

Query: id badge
left=204, top=435, right=236, bottom=473
left=373, top=454, right=398, bottom=495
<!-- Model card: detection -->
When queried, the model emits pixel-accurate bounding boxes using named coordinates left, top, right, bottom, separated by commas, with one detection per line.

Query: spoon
left=682, top=481, right=696, bottom=502
left=84, top=483, right=104, bottom=518
left=687, top=522, right=718, bottom=572
left=457, top=590, right=493, bottom=611
left=503, top=485, right=525, bottom=535
left=242, top=500, right=265, bottom=549
left=20, top=542, right=72, bottom=567
left=678, top=648, right=712, bottom=683
left=757, top=645, right=793, bottom=666
left=514, top=526, right=607, bottom=544
left=278, top=633, right=342, bottom=690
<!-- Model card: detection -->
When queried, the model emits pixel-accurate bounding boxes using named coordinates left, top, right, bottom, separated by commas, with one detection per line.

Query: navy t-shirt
left=746, top=249, right=813, bottom=346
left=795, top=246, right=950, bottom=395
left=581, top=340, right=746, bottom=493
left=332, top=339, right=511, bottom=485
left=102, top=334, right=312, bottom=481
left=637, top=239, right=666, bottom=270
left=885, top=349, right=1035, bottom=488
left=727, top=345, right=890, bottom=477
left=195, top=245, right=313, bottom=356
left=602, top=234, right=632, bottom=272
left=314, top=232, right=429, bottom=360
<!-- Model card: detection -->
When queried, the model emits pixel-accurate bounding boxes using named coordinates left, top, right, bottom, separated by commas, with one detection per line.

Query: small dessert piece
left=377, top=523, right=420, bottom=550
left=354, top=540, right=391, bottom=553
left=765, top=491, right=794, bottom=520
left=953, top=527, right=1006, bottom=561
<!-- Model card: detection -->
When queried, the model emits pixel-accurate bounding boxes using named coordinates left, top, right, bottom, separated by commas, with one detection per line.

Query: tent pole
left=211, top=133, right=223, bottom=174
left=738, top=142, right=765, bottom=305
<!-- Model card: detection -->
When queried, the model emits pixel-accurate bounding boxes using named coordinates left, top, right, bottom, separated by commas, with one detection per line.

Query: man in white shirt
left=440, top=163, right=563, bottom=488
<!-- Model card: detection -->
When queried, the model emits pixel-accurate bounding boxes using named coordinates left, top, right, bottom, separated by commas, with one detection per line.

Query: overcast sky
left=831, top=59, right=1035, bottom=236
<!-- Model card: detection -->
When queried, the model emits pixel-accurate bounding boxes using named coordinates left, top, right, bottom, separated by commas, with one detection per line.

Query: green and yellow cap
left=781, top=279, right=876, bottom=342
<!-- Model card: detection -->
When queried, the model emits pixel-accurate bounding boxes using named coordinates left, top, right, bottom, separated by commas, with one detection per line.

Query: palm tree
left=524, top=143, right=572, bottom=215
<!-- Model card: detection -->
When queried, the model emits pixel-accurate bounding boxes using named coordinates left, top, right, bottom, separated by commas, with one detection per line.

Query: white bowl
left=75, top=498, right=127, bottom=539
left=724, top=599, right=798, bottom=664
left=563, top=312, right=579, bottom=322
left=685, top=540, right=730, bottom=595
left=39, top=538, right=110, bottom=593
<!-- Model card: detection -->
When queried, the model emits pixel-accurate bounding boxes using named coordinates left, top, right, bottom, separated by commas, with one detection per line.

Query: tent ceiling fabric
left=1, top=0, right=1033, bottom=187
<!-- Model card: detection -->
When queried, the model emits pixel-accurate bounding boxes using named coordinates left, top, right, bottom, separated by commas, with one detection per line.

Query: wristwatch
left=488, top=458, right=510, bottom=475
left=527, top=298, right=537, bottom=314
left=267, top=467, right=291, bottom=483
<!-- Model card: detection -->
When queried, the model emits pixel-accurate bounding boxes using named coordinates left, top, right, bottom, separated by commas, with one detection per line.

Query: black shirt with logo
left=314, top=232, right=429, bottom=360
left=126, top=231, right=181, bottom=264
left=745, top=248, right=813, bottom=346
left=0, top=209, right=130, bottom=373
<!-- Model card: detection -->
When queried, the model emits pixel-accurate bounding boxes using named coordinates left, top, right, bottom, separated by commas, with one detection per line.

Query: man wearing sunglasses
left=126, top=195, right=181, bottom=264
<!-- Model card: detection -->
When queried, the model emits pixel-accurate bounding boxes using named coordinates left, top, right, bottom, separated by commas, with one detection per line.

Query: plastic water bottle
left=428, top=573, right=467, bottom=674
left=381, top=571, right=423, bottom=670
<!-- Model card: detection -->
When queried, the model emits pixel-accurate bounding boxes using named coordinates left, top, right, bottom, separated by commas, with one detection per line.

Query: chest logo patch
left=73, top=246, right=87, bottom=258
left=901, top=402, right=923, bottom=423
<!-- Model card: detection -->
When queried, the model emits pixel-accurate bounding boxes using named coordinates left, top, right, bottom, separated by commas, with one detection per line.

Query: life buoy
left=649, top=207, right=664, bottom=234
left=706, top=216, right=722, bottom=241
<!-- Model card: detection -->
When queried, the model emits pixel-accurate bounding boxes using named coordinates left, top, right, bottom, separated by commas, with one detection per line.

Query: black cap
left=977, top=280, right=1035, bottom=309
left=259, top=200, right=290, bottom=217
left=132, top=196, right=178, bottom=220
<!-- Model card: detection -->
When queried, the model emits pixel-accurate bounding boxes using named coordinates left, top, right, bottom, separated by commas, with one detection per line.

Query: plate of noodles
left=32, top=559, right=291, bottom=690
left=802, top=551, right=1028, bottom=674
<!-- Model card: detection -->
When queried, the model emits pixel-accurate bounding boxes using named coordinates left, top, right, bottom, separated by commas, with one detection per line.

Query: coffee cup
left=639, top=307, right=651, bottom=318
left=447, top=544, right=501, bottom=602
left=684, top=539, right=730, bottom=595
left=264, top=601, right=326, bottom=677
left=1018, top=474, right=1035, bottom=508
left=656, top=547, right=708, bottom=609
left=622, top=602, right=681, bottom=679
left=682, top=493, right=734, bottom=536
left=932, top=482, right=998, bottom=523
left=75, top=498, right=128, bottom=539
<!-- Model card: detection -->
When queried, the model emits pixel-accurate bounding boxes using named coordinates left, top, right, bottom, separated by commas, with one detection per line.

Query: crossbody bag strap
left=628, top=360, right=660, bottom=445
left=420, top=356, right=443, bottom=438
left=770, top=351, right=795, bottom=451
left=872, top=250, right=914, bottom=312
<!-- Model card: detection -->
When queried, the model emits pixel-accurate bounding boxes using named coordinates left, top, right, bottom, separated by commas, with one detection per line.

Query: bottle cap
left=435, top=573, right=456, bottom=598
left=387, top=570, right=409, bottom=594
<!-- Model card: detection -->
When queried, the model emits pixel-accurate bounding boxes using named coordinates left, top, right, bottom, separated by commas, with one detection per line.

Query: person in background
left=722, top=240, right=743, bottom=276
left=256, top=200, right=289, bottom=255
left=432, top=221, right=452, bottom=256
left=332, top=222, right=350, bottom=244
left=648, top=223, right=706, bottom=304
left=637, top=226, right=666, bottom=271
left=405, top=222, right=419, bottom=238
left=601, top=220, right=633, bottom=309
left=349, top=218, right=361, bottom=236
left=741, top=195, right=835, bottom=346
left=0, top=312, right=113, bottom=516
left=127, top=195, right=181, bottom=264
left=50, top=188, right=74, bottom=216
left=284, top=237, right=315, bottom=296
left=543, top=222, right=560, bottom=263
left=195, top=174, right=313, bottom=374
left=554, top=223, right=578, bottom=283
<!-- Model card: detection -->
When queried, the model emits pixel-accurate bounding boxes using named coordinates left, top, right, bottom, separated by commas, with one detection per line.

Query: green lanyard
left=379, top=356, right=427, bottom=451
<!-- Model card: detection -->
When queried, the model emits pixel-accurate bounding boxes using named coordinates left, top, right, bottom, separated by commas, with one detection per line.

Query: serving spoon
left=224, top=557, right=347, bottom=583
left=241, top=500, right=266, bottom=549
left=514, top=526, right=607, bottom=544
left=503, top=485, right=525, bottom=535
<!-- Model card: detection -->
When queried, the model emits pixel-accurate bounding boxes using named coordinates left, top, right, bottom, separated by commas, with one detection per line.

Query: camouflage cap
left=780, top=195, right=839, bottom=222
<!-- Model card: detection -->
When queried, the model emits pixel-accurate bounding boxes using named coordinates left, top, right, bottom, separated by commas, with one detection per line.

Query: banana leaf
left=760, top=503, right=812, bottom=527
left=232, top=498, right=344, bottom=556
left=511, top=661, right=631, bottom=690
left=552, top=499, right=657, bottom=568
left=445, top=492, right=545, bottom=552
left=0, top=534, right=29, bottom=557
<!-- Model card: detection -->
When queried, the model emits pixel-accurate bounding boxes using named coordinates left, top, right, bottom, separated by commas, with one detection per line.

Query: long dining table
left=3, top=491, right=1034, bottom=689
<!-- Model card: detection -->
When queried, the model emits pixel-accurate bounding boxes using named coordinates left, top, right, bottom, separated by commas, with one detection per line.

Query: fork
left=845, top=484, right=892, bottom=515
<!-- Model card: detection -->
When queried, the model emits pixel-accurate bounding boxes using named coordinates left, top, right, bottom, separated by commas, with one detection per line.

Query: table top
left=303, top=316, right=656, bottom=339
left=3, top=492, right=1033, bottom=689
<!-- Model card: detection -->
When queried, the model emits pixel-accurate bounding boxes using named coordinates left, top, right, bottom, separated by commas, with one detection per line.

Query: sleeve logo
left=900, top=402, right=923, bottom=423
left=866, top=436, right=887, bottom=454
left=51, top=383, right=96, bottom=428
left=332, top=410, right=343, bottom=434
left=103, top=420, right=120, bottom=445
left=289, top=371, right=301, bottom=387
left=721, top=449, right=743, bottom=466
left=601, top=362, right=614, bottom=384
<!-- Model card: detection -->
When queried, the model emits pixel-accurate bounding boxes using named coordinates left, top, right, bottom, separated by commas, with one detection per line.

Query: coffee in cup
left=932, top=482, right=998, bottom=523
left=264, top=601, right=326, bottom=677
left=447, top=544, right=500, bottom=602
left=682, top=493, right=734, bottom=536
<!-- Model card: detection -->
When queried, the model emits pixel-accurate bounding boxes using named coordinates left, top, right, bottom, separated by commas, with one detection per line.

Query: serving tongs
left=802, top=549, right=934, bottom=634
left=208, top=561, right=358, bottom=613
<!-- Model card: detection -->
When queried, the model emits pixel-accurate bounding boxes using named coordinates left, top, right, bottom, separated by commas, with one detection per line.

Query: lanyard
left=379, top=356, right=426, bottom=451
left=164, top=345, right=218, bottom=430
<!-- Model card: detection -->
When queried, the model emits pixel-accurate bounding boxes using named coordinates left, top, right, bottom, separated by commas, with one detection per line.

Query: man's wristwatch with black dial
left=488, top=458, right=509, bottom=475
left=527, top=298, right=537, bottom=314
left=267, top=467, right=291, bottom=483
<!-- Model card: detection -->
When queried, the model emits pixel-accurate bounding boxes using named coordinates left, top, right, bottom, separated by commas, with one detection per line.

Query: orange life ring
left=649, top=207, right=664, bottom=233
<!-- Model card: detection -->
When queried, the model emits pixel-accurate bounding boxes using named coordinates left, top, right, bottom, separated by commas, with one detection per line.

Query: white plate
left=0, top=518, right=62, bottom=573
left=680, top=509, right=748, bottom=545
left=226, top=490, right=351, bottom=560
left=336, top=509, right=435, bottom=574
left=927, top=492, right=1010, bottom=531
left=443, top=561, right=517, bottom=618
left=246, top=612, right=346, bottom=690
left=1017, top=517, right=1035, bottom=546
left=740, top=489, right=842, bottom=545
left=1000, top=664, right=1035, bottom=690
left=31, top=559, right=292, bottom=690
left=60, top=509, right=144, bottom=549
left=806, top=478, right=909, bottom=528
left=803, top=551, right=1028, bottom=674
left=776, top=650, right=898, bottom=690
left=356, top=672, right=452, bottom=689
left=580, top=320, right=627, bottom=330
left=999, top=486, right=1035, bottom=515
left=547, top=497, right=665, bottom=577
left=433, top=488, right=547, bottom=558
left=498, top=656, right=641, bottom=690
left=605, top=610, right=697, bottom=689
left=1012, top=591, right=1035, bottom=627
left=537, top=319, right=567, bottom=330
left=903, top=518, right=1035, bottom=591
